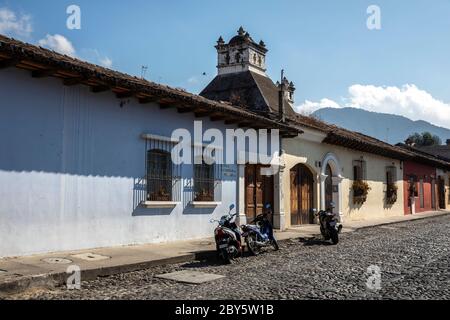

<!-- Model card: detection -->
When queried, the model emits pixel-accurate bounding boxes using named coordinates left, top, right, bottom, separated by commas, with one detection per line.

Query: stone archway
left=320, top=153, right=344, bottom=222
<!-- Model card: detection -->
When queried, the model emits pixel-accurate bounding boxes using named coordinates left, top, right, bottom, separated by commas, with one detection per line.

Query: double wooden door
left=245, top=165, right=274, bottom=223
left=290, top=164, right=314, bottom=225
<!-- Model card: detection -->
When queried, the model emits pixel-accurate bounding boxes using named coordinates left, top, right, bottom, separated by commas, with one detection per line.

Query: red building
left=403, top=161, right=438, bottom=214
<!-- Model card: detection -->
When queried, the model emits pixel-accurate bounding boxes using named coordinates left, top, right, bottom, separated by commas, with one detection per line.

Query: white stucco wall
left=282, top=133, right=405, bottom=227
left=0, top=68, right=240, bottom=258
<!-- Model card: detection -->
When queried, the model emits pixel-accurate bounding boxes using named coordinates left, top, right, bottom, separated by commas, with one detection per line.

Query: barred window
left=194, top=162, right=215, bottom=202
left=140, top=134, right=182, bottom=203
left=386, top=166, right=397, bottom=185
left=147, top=150, right=173, bottom=201
left=353, top=159, right=367, bottom=181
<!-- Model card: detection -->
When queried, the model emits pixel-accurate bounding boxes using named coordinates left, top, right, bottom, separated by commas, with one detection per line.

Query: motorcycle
left=211, top=204, right=243, bottom=264
left=241, top=203, right=279, bottom=255
left=314, top=202, right=343, bottom=245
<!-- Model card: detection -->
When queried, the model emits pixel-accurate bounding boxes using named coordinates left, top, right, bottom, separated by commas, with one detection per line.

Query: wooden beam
left=138, top=97, right=157, bottom=104
left=177, top=107, right=196, bottom=113
left=238, top=122, right=252, bottom=128
left=159, top=103, right=173, bottom=109
left=63, top=76, right=85, bottom=86
left=31, top=68, right=57, bottom=78
left=0, top=58, right=20, bottom=69
left=116, top=91, right=133, bottom=99
left=225, top=118, right=239, bottom=125
left=210, top=115, right=226, bottom=122
left=90, top=85, right=110, bottom=93
left=195, top=111, right=212, bottom=118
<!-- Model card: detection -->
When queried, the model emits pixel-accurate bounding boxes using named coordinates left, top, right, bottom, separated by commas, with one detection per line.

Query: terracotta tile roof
left=0, top=34, right=300, bottom=136
left=1, top=33, right=449, bottom=169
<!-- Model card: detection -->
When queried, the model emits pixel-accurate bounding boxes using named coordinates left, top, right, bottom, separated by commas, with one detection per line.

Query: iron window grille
left=143, top=137, right=181, bottom=202
left=189, top=146, right=223, bottom=203
left=353, top=159, right=367, bottom=181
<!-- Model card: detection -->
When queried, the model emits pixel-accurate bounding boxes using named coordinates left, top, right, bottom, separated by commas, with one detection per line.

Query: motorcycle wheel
left=330, top=228, right=339, bottom=245
left=246, top=233, right=260, bottom=256
left=220, top=248, right=231, bottom=264
left=271, top=239, right=279, bottom=251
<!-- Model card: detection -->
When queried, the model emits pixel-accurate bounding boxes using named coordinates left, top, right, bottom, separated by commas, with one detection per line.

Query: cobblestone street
left=9, top=215, right=450, bottom=300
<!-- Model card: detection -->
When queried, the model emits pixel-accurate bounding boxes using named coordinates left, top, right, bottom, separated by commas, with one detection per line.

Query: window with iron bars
left=190, top=147, right=223, bottom=203
left=194, top=162, right=215, bottom=201
left=353, top=159, right=367, bottom=181
left=143, top=137, right=181, bottom=202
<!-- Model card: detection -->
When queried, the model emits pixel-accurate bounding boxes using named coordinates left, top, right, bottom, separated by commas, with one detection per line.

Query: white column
left=273, top=165, right=286, bottom=230
left=319, top=173, right=328, bottom=210
left=332, top=175, right=344, bottom=223
left=237, top=164, right=247, bottom=225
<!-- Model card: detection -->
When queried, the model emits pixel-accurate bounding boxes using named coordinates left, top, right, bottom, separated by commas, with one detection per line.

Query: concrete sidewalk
left=1, top=210, right=448, bottom=296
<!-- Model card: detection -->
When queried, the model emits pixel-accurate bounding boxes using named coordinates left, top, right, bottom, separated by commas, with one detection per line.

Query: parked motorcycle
left=314, top=202, right=343, bottom=245
left=211, top=204, right=243, bottom=264
left=241, top=204, right=279, bottom=255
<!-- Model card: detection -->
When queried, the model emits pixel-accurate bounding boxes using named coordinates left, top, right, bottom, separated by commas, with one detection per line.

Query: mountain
left=311, top=107, right=450, bottom=145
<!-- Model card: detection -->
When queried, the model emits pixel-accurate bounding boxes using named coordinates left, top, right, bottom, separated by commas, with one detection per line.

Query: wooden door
left=438, top=177, right=446, bottom=209
left=245, top=165, right=274, bottom=223
left=290, top=164, right=314, bottom=225
left=290, top=169, right=299, bottom=225
left=431, top=178, right=436, bottom=210
left=245, top=165, right=257, bottom=221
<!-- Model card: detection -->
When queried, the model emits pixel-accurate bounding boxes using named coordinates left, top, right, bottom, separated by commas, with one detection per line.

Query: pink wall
left=403, top=161, right=436, bottom=214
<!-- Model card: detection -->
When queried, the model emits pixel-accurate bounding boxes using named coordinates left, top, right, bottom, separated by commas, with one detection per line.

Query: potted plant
left=194, top=188, right=214, bottom=202
left=386, top=183, right=398, bottom=205
left=352, top=180, right=371, bottom=204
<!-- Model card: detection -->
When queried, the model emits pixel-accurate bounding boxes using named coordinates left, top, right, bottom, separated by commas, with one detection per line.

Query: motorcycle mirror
left=265, top=203, right=271, bottom=209
left=229, top=204, right=235, bottom=211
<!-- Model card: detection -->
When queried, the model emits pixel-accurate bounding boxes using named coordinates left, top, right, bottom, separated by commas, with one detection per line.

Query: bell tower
left=215, top=27, right=268, bottom=76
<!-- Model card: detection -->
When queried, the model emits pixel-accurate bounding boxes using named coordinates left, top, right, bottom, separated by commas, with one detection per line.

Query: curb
left=0, top=252, right=213, bottom=296
left=1, top=211, right=448, bottom=297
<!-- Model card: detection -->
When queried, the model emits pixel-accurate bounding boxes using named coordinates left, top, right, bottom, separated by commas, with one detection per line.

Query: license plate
left=219, top=244, right=228, bottom=249
left=329, top=221, right=336, bottom=227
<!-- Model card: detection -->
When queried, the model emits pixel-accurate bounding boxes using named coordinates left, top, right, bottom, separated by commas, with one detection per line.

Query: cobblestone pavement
left=8, top=215, right=450, bottom=300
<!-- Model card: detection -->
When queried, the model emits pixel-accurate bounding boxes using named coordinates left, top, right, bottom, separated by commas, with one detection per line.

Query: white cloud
left=99, top=56, right=113, bottom=68
left=0, top=7, right=32, bottom=38
left=296, top=84, right=450, bottom=129
left=80, top=48, right=113, bottom=68
left=187, top=76, right=200, bottom=85
left=38, top=34, right=76, bottom=57
left=294, top=98, right=341, bottom=115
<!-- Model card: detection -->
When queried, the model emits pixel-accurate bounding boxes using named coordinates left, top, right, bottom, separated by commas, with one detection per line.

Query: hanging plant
left=386, top=183, right=398, bottom=205
left=352, top=180, right=371, bottom=204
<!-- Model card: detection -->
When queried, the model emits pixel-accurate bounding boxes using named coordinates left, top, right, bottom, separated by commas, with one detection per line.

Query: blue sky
left=1, top=0, right=450, bottom=128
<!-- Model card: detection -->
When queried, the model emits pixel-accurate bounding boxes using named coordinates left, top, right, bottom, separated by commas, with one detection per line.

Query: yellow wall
left=282, top=136, right=405, bottom=227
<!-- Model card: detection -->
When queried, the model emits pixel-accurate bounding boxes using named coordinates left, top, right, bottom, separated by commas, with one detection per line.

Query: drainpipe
left=279, top=69, right=285, bottom=123
left=274, top=69, right=286, bottom=230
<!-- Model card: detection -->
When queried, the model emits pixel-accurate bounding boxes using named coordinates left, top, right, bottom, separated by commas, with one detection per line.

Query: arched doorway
left=290, top=164, right=314, bottom=225
left=320, top=153, right=343, bottom=221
